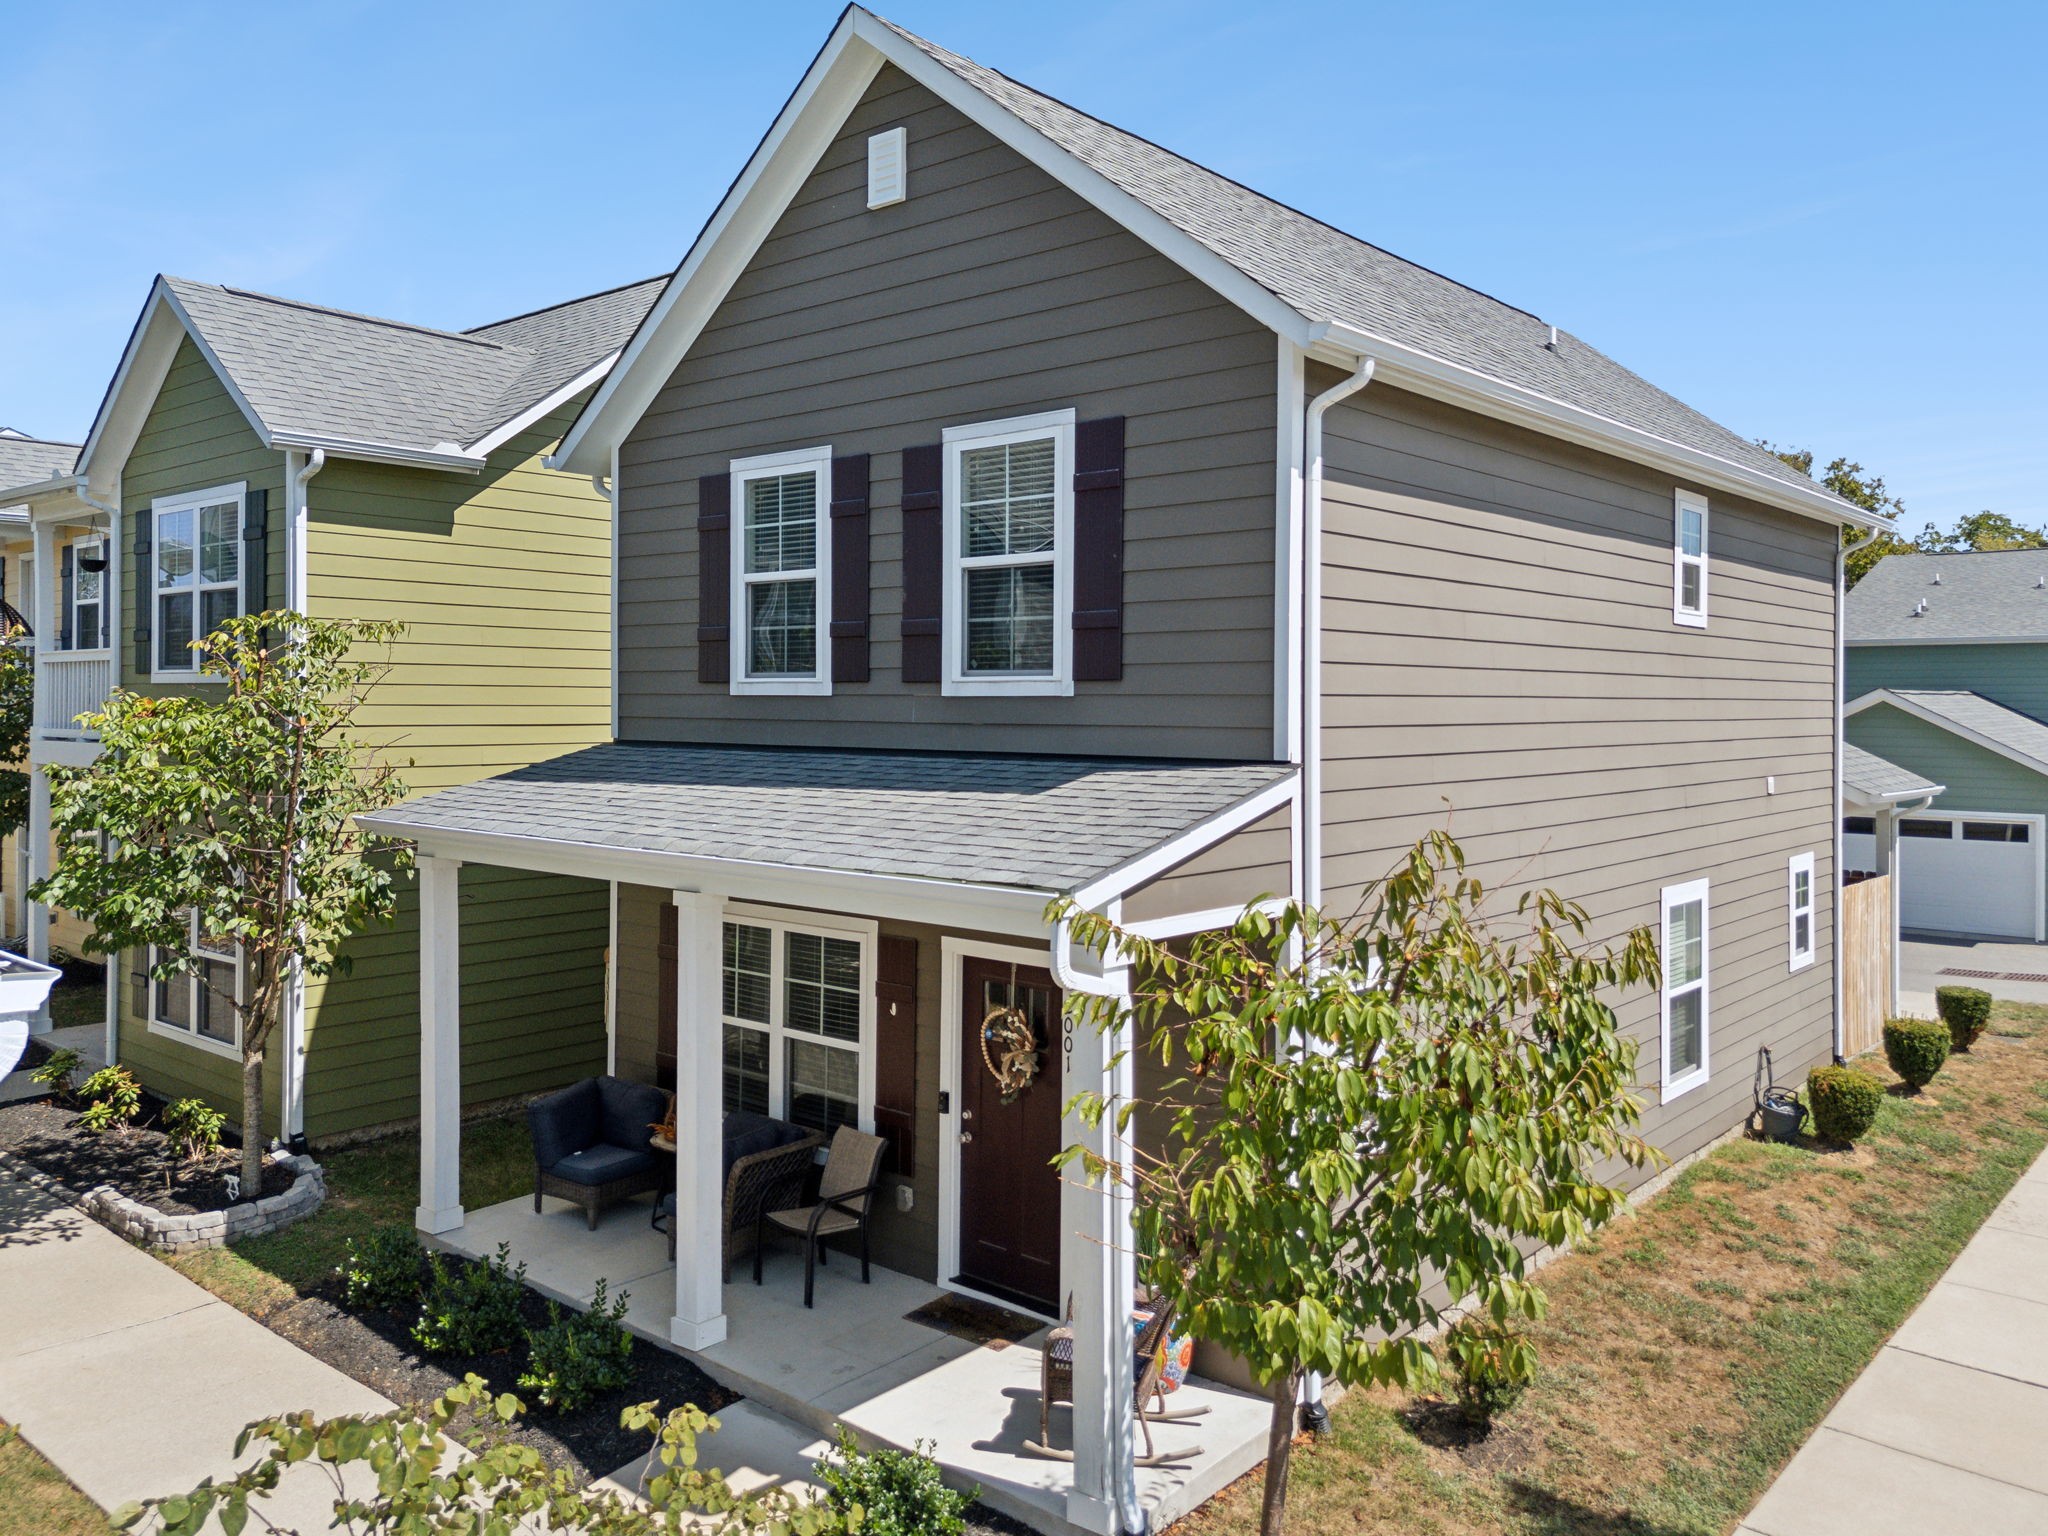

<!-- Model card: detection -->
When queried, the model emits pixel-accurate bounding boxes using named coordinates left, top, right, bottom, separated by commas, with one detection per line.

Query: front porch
left=435, top=1191, right=1272, bottom=1535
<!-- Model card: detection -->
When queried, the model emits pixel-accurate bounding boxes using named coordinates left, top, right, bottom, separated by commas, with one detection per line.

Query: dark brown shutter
left=872, top=934, right=918, bottom=1175
left=829, top=453, right=871, bottom=684
left=133, top=513, right=153, bottom=672
left=242, top=487, right=269, bottom=614
left=1072, top=416, right=1125, bottom=682
left=655, top=903, right=679, bottom=1091
left=697, top=473, right=731, bottom=685
left=899, top=444, right=943, bottom=683
left=57, top=544, right=73, bottom=651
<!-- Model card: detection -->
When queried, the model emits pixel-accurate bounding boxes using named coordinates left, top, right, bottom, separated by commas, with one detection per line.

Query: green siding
left=1845, top=701, right=2048, bottom=816
left=1846, top=642, right=2048, bottom=721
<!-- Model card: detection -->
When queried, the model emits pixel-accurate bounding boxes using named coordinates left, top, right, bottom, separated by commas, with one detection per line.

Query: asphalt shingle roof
left=164, top=274, right=665, bottom=458
left=876, top=12, right=1829, bottom=505
left=1841, top=743, right=1942, bottom=804
left=1847, top=551, right=2048, bottom=643
left=1862, top=690, right=2048, bottom=777
left=0, top=433, right=79, bottom=493
left=363, top=742, right=1291, bottom=893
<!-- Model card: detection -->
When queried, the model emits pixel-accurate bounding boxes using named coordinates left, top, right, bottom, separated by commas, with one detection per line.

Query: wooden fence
left=1841, top=874, right=1892, bottom=1059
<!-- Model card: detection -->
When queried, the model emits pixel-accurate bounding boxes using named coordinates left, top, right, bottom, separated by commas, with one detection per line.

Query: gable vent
left=867, top=126, right=907, bottom=209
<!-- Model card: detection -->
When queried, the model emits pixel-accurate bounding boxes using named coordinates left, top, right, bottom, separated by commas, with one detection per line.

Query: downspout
left=281, top=449, right=325, bottom=1147
left=1834, top=523, right=1881, bottom=1060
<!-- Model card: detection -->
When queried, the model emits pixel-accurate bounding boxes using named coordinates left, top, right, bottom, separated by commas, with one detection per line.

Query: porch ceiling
left=361, top=742, right=1291, bottom=898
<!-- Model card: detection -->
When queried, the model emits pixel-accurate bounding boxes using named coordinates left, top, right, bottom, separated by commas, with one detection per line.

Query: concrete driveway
left=1899, top=936, right=2048, bottom=1018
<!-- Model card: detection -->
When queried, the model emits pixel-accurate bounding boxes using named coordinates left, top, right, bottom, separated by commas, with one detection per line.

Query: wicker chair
left=755, top=1126, right=888, bottom=1308
left=1026, top=1293, right=1208, bottom=1464
left=528, top=1076, right=669, bottom=1230
left=655, top=1118, right=824, bottom=1280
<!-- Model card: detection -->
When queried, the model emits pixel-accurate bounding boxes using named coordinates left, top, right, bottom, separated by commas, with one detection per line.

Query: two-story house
left=2, top=271, right=661, bottom=1145
left=1846, top=549, right=2048, bottom=941
left=362, top=11, right=1876, bottom=1531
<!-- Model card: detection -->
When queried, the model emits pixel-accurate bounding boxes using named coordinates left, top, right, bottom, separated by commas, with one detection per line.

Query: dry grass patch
left=0, top=1420, right=108, bottom=1536
left=1177, top=1005, right=2048, bottom=1536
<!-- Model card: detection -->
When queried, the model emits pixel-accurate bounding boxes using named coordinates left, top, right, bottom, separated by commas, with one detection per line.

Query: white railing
left=36, top=650, right=112, bottom=736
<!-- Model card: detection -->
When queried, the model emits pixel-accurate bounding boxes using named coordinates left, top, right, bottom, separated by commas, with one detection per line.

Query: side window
left=1788, top=852, right=1816, bottom=971
left=730, top=448, right=830, bottom=695
left=942, top=411, right=1073, bottom=696
left=153, top=485, right=244, bottom=675
left=71, top=539, right=105, bottom=650
left=1673, top=489, right=1707, bottom=627
left=147, top=910, right=242, bottom=1055
left=1660, top=879, right=1710, bottom=1100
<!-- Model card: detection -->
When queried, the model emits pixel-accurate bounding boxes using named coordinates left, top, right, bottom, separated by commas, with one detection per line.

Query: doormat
left=904, top=1294, right=1043, bottom=1349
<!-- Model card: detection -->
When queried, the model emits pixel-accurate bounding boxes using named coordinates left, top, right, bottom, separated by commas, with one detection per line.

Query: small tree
left=32, top=612, right=409, bottom=1187
left=1056, top=831, right=1661, bottom=1536
left=0, top=627, right=33, bottom=841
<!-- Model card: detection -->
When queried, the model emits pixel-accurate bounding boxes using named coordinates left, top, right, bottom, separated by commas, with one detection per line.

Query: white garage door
left=1844, top=815, right=2039, bottom=940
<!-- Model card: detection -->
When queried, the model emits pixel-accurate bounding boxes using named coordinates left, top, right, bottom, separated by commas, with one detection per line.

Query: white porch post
left=25, top=768, right=50, bottom=973
left=670, top=890, right=727, bottom=1351
left=416, top=854, right=465, bottom=1234
left=1062, top=964, right=1137, bottom=1536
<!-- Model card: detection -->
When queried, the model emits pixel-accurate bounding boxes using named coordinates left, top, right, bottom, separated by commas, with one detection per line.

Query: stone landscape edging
left=0, top=1145, right=325, bottom=1251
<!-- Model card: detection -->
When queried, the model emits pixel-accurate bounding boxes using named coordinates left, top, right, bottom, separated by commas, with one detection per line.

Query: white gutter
left=267, top=430, right=483, bottom=475
left=1301, top=357, right=1376, bottom=912
left=1834, top=523, right=1884, bottom=1060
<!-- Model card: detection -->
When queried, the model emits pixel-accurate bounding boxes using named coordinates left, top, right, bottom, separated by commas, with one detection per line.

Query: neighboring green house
left=11, top=271, right=663, bottom=1142
left=1846, top=550, right=2048, bottom=941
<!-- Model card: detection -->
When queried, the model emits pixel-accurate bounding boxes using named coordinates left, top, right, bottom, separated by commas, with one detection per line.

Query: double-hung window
left=943, top=410, right=1073, bottom=695
left=153, top=483, right=245, bottom=676
left=1673, top=489, right=1708, bottom=627
left=70, top=538, right=105, bottom=650
left=148, top=911, right=242, bottom=1056
left=1660, top=879, right=1710, bottom=1100
left=1788, top=852, right=1816, bottom=971
left=720, top=907, right=874, bottom=1135
left=730, top=448, right=831, bottom=694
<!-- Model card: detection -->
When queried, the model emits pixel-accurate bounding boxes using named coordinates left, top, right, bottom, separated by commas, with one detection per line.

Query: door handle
left=960, top=1130, right=974, bottom=1144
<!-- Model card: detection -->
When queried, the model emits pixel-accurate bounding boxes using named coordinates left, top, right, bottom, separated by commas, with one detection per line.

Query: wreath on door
left=980, top=967, right=1042, bottom=1104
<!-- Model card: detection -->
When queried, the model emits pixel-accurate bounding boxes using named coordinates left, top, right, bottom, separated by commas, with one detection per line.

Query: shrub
left=814, top=1428, right=973, bottom=1536
left=519, top=1278, right=634, bottom=1412
left=75, top=1066, right=141, bottom=1133
left=28, top=1047, right=82, bottom=1102
left=1806, top=1066, right=1883, bottom=1143
left=1936, top=986, right=1994, bottom=1052
left=1443, top=1315, right=1535, bottom=1429
left=161, top=1098, right=226, bottom=1162
left=1883, top=1016, right=1951, bottom=1090
left=339, top=1229, right=427, bottom=1313
left=411, top=1242, right=528, bottom=1356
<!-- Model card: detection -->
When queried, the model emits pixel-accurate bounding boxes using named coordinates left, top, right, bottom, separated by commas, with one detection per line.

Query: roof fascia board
left=1069, top=772, right=1298, bottom=909
left=355, top=816, right=1053, bottom=936
left=1309, top=324, right=1876, bottom=532
left=1846, top=688, right=2048, bottom=780
left=466, top=353, right=617, bottom=459
left=1843, top=782, right=1945, bottom=809
left=267, top=430, right=484, bottom=474
left=0, top=473, right=80, bottom=504
left=1847, top=635, right=2044, bottom=648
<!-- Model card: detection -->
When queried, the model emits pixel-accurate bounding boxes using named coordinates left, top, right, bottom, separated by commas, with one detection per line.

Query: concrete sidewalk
left=0, top=1170, right=392, bottom=1528
left=1739, top=1145, right=2048, bottom=1535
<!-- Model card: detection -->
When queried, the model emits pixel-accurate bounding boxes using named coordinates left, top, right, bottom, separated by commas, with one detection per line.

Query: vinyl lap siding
left=1846, top=702, right=2048, bottom=816
left=1846, top=641, right=2048, bottom=722
left=616, top=65, right=1277, bottom=760
left=1317, top=381, right=1839, bottom=1167
left=1122, top=804, right=1292, bottom=924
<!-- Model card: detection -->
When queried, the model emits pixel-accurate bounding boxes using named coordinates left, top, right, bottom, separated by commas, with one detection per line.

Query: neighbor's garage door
left=1845, top=815, right=2039, bottom=940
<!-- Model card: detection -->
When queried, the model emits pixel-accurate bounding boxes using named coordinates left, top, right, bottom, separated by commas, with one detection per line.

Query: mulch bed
left=0, top=1097, right=290, bottom=1215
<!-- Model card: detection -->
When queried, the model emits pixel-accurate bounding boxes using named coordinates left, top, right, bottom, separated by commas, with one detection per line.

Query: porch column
left=25, top=768, right=50, bottom=973
left=670, top=889, right=727, bottom=1351
left=416, top=854, right=464, bottom=1234
left=1875, top=808, right=1901, bottom=1016
left=1062, top=965, right=1138, bottom=1536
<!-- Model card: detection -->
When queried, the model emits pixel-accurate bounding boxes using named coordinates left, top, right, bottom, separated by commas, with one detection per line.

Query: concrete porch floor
left=434, top=1192, right=1272, bottom=1536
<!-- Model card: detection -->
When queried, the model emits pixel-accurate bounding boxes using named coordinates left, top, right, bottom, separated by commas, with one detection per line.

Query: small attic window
left=867, top=126, right=907, bottom=209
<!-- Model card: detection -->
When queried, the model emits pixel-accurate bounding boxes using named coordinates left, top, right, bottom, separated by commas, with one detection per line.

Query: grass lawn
left=168, top=1113, right=536, bottom=1317
left=1180, top=999, right=2048, bottom=1536
left=45, top=969, right=106, bottom=1034
left=0, top=1421, right=108, bottom=1536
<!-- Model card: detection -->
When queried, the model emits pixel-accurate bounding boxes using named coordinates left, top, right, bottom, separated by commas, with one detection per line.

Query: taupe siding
left=1122, top=804, right=1292, bottom=924
left=1316, top=378, right=1839, bottom=1168
left=616, top=65, right=1278, bottom=760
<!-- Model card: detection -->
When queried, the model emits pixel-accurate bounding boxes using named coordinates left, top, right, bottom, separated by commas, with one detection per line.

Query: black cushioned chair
left=528, top=1076, right=669, bottom=1229
left=652, top=1111, right=823, bottom=1278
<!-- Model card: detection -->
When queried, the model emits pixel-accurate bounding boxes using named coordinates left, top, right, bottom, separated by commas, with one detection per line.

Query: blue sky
left=4, top=1, right=2041, bottom=527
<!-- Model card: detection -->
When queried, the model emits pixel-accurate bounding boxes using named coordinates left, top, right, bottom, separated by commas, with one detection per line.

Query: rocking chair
left=1024, top=1293, right=1208, bottom=1465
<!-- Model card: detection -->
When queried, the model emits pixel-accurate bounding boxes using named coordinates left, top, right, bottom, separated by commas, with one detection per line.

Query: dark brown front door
left=955, top=958, right=1063, bottom=1316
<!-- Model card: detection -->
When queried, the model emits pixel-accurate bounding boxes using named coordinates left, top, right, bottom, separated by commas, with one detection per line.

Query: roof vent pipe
left=1932, top=570, right=1942, bottom=584
left=1914, top=599, right=1927, bottom=615
left=1545, top=325, right=1559, bottom=351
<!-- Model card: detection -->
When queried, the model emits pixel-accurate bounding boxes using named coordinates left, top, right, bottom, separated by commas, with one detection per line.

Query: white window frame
left=145, top=911, right=243, bottom=1060
left=1673, top=489, right=1708, bottom=628
left=151, top=481, right=247, bottom=681
left=718, top=903, right=877, bottom=1136
left=728, top=447, right=832, bottom=696
left=69, top=536, right=106, bottom=652
left=1788, top=851, right=1816, bottom=972
left=1659, top=878, right=1710, bottom=1102
left=941, top=409, right=1074, bottom=697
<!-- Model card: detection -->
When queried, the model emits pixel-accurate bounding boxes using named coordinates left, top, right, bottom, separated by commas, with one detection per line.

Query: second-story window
left=942, top=410, right=1073, bottom=696
left=1673, top=489, right=1708, bottom=627
left=154, top=482, right=244, bottom=676
left=730, top=447, right=831, bottom=695
left=69, top=538, right=105, bottom=650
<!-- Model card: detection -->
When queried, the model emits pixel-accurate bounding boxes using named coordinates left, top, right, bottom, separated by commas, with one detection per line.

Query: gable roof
left=552, top=7, right=1868, bottom=531
left=1847, top=550, right=2048, bottom=645
left=0, top=432, right=80, bottom=496
left=1841, top=742, right=1943, bottom=807
left=76, top=273, right=665, bottom=491
left=1847, top=688, right=2048, bottom=781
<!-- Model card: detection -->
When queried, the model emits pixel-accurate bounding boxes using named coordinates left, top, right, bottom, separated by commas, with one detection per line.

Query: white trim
left=720, top=901, right=879, bottom=1137
left=936, top=932, right=1058, bottom=1308
left=1124, top=896, right=1288, bottom=941
left=866, top=125, right=907, bottom=209
left=265, top=430, right=483, bottom=474
left=605, top=879, right=620, bottom=1078
left=1274, top=338, right=1307, bottom=766
left=465, top=353, right=619, bottom=459
left=608, top=442, right=621, bottom=741
left=729, top=444, right=833, bottom=695
left=1846, top=689, right=2048, bottom=781
left=148, top=481, right=248, bottom=681
left=1070, top=773, right=1298, bottom=908
left=1788, top=851, right=1816, bottom=972
left=1673, top=489, right=1708, bottom=628
left=1659, top=878, right=1710, bottom=1103
left=1848, top=636, right=2048, bottom=648
left=66, top=534, right=106, bottom=650
left=941, top=410, right=1075, bottom=697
